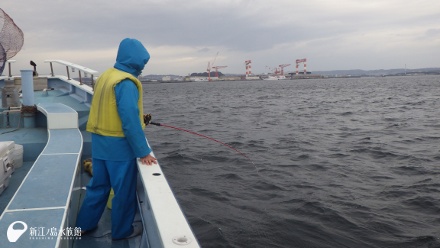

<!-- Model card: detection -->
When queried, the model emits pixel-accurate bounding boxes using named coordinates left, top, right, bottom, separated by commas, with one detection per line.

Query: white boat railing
left=44, top=60, right=99, bottom=86
left=137, top=148, right=200, bottom=248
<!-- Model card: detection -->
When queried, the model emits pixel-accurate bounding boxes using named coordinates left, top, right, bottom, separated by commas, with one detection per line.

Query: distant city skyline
left=2, top=1, right=440, bottom=76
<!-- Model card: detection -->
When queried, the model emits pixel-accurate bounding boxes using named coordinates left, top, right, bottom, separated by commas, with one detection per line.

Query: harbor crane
left=265, top=65, right=280, bottom=75
left=278, top=64, right=291, bottom=76
left=211, top=65, right=228, bottom=78
left=207, top=51, right=219, bottom=81
left=295, top=58, right=307, bottom=75
left=207, top=61, right=212, bottom=81
left=245, top=60, right=252, bottom=77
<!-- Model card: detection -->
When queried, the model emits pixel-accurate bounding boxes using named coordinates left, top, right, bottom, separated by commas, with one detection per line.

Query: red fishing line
left=152, top=122, right=251, bottom=161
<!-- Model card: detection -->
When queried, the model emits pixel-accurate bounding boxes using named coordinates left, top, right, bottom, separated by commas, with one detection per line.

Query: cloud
left=2, top=0, right=440, bottom=75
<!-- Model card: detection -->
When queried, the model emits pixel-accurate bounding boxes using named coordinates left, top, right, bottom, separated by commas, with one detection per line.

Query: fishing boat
left=0, top=59, right=200, bottom=248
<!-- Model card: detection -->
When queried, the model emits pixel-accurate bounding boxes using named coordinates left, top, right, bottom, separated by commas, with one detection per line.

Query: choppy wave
left=145, top=75, right=440, bottom=248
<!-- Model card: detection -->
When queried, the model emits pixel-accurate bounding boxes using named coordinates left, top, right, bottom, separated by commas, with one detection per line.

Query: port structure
left=265, top=65, right=288, bottom=75
left=207, top=61, right=212, bottom=81
left=296, top=58, right=307, bottom=75
left=245, top=60, right=252, bottom=77
left=212, top=65, right=227, bottom=78
left=207, top=51, right=221, bottom=81
left=279, top=64, right=291, bottom=76
left=264, top=65, right=277, bottom=75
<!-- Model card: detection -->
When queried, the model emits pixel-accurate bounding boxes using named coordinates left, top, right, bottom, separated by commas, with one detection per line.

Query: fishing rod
left=143, top=114, right=251, bottom=161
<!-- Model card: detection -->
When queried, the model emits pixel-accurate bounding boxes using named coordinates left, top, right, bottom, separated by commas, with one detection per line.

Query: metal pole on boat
left=49, top=62, right=54, bottom=77
left=20, top=70, right=36, bottom=128
left=91, top=74, right=95, bottom=88
left=8, top=61, right=13, bottom=78
left=66, top=66, right=71, bottom=80
left=78, top=70, right=82, bottom=85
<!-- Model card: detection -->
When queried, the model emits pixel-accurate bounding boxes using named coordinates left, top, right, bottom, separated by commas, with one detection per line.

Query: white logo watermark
left=7, top=221, right=82, bottom=242
left=7, top=221, right=28, bottom=242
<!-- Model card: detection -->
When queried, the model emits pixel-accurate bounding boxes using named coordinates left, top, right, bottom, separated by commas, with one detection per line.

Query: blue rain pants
left=76, top=158, right=137, bottom=239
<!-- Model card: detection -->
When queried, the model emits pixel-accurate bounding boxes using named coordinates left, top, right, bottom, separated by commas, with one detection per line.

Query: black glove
left=143, top=114, right=152, bottom=126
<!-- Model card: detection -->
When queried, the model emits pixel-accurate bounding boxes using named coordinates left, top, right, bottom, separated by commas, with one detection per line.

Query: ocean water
left=143, top=75, right=440, bottom=248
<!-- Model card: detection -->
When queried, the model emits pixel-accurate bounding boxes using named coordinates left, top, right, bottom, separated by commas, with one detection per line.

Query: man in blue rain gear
left=76, top=38, right=157, bottom=240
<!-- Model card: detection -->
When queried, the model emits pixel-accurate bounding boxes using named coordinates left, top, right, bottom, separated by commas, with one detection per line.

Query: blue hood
left=114, top=38, right=150, bottom=77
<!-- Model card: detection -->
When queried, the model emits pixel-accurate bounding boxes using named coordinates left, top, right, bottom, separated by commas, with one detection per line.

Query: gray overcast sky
left=2, top=0, right=440, bottom=76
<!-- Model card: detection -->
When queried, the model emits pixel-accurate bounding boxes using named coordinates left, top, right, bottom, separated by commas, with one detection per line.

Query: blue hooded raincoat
left=76, top=38, right=151, bottom=239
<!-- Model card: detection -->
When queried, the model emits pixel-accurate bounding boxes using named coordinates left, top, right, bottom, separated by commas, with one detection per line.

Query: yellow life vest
left=86, top=68, right=145, bottom=137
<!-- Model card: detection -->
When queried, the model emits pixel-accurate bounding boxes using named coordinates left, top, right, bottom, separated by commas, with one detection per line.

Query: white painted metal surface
left=44, top=60, right=98, bottom=76
left=37, top=103, right=78, bottom=129
left=137, top=150, right=200, bottom=248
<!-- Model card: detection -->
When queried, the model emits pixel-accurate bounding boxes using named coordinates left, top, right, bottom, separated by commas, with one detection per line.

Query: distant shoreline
left=141, top=67, right=440, bottom=83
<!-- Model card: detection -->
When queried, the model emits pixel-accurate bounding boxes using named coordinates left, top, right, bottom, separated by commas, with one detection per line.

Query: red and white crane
left=278, top=64, right=291, bottom=76
left=295, top=58, right=307, bottom=75
left=245, top=60, right=252, bottom=77
left=206, top=51, right=220, bottom=81
left=265, top=65, right=279, bottom=75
